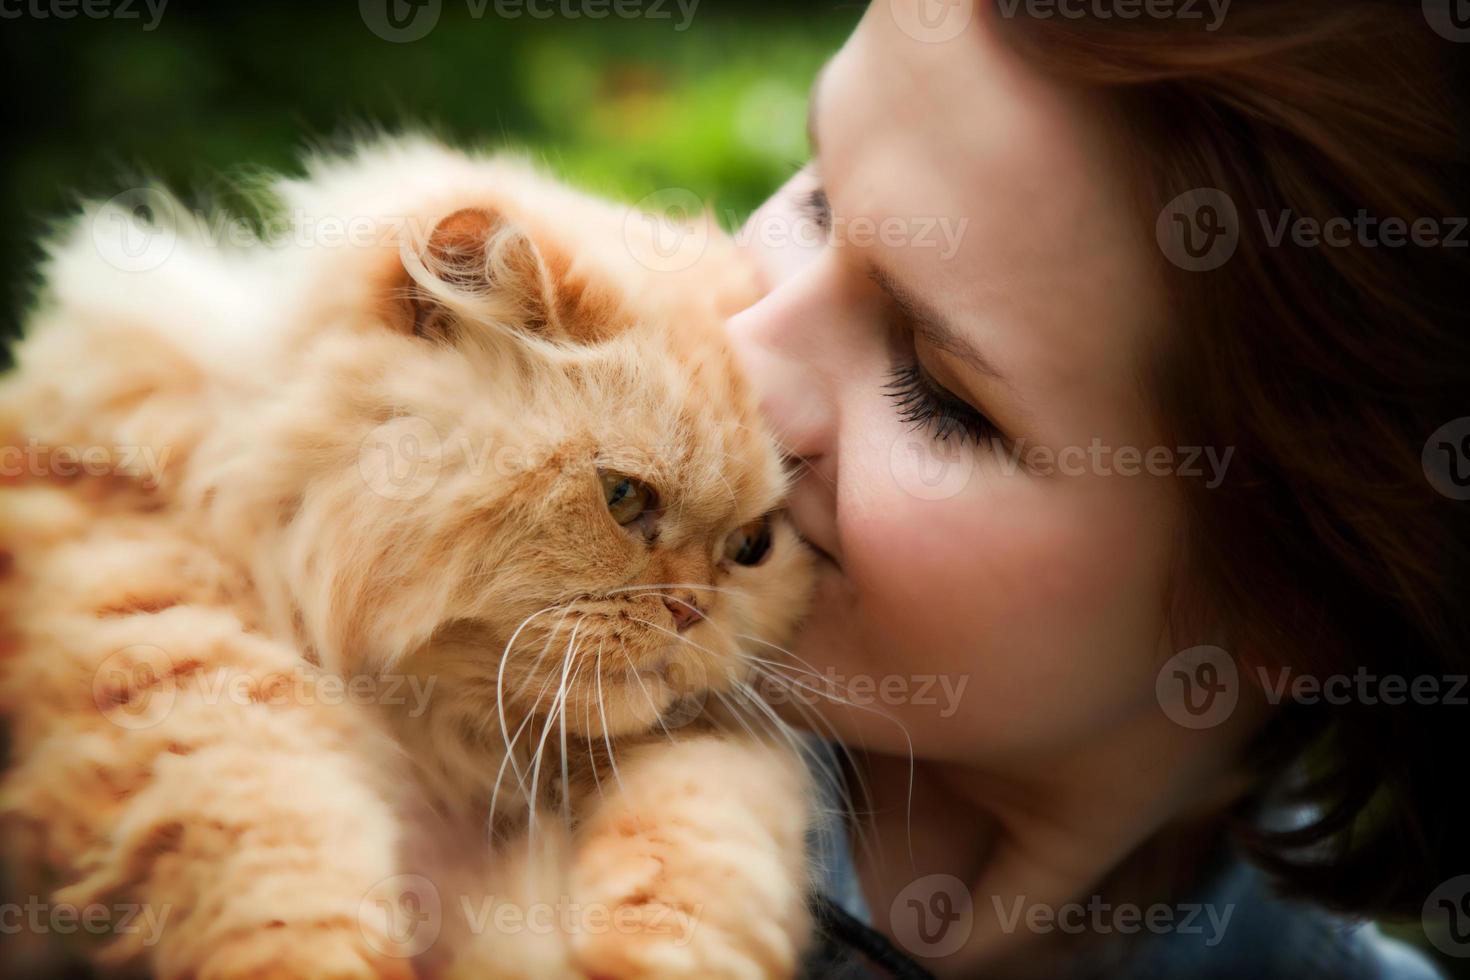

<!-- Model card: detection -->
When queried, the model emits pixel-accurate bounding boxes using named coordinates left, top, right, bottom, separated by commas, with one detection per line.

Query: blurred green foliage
left=2, top=0, right=860, bottom=346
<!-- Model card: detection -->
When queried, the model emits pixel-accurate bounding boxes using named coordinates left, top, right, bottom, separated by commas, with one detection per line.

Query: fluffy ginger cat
left=0, top=139, right=819, bottom=979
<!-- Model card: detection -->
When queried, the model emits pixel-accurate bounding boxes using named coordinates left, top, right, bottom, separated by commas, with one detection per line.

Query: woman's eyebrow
left=868, top=264, right=1010, bottom=386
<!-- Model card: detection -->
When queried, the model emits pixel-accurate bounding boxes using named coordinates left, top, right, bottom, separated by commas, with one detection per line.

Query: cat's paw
left=567, top=837, right=802, bottom=980
left=569, top=899, right=774, bottom=980
left=191, top=922, right=417, bottom=980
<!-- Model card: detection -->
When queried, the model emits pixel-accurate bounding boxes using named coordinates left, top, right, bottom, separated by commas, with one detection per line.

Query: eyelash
left=884, top=356, right=1001, bottom=446
left=798, top=186, right=832, bottom=232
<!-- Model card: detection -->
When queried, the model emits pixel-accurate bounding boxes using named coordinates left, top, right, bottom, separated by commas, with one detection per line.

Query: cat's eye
left=723, top=515, right=773, bottom=567
left=600, top=470, right=657, bottom=527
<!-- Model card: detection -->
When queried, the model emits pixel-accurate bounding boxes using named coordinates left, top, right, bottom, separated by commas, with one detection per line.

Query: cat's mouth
left=501, top=600, right=738, bottom=738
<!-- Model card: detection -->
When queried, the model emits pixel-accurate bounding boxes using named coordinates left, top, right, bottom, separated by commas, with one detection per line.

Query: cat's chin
left=551, top=659, right=728, bottom=740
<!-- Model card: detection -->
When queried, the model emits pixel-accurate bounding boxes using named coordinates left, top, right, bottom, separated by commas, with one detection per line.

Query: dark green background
left=1, top=0, right=860, bottom=352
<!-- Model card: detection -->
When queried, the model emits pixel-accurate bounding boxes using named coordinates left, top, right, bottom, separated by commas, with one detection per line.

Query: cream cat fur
left=0, top=139, right=817, bottom=979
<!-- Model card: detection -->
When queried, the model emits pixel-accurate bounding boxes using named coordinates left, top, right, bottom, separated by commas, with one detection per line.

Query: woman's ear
left=389, top=205, right=565, bottom=343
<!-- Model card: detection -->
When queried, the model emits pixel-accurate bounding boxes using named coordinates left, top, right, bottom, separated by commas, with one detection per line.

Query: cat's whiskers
left=561, top=649, right=597, bottom=826
left=488, top=664, right=564, bottom=827
left=669, top=621, right=848, bottom=766
left=730, top=669, right=885, bottom=870
left=511, top=604, right=583, bottom=696
left=593, top=638, right=625, bottom=797
left=743, top=658, right=916, bottom=875
left=601, top=581, right=751, bottom=601
left=727, top=679, right=871, bottom=864
left=706, top=678, right=862, bottom=872
left=613, top=631, right=678, bottom=751
left=740, top=653, right=856, bottom=701
left=583, top=641, right=605, bottom=801
left=527, top=620, right=582, bottom=843
left=625, top=610, right=905, bottom=873
left=733, top=632, right=853, bottom=693
left=495, top=603, right=564, bottom=798
left=731, top=632, right=900, bottom=823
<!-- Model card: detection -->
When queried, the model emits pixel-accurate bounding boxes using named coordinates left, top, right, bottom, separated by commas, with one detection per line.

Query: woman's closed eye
left=885, top=346, right=1003, bottom=447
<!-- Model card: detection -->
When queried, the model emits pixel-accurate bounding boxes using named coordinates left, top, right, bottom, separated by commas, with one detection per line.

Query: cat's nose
left=663, top=593, right=704, bottom=632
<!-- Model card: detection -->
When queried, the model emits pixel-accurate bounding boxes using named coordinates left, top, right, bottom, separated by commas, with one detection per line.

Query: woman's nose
left=725, top=281, right=841, bottom=466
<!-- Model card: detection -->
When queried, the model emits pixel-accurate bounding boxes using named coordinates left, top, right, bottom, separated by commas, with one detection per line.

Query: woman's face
left=727, top=1, right=1187, bottom=770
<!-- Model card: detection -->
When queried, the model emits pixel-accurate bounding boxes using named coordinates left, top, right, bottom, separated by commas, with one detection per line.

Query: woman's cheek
left=841, top=441, right=1154, bottom=747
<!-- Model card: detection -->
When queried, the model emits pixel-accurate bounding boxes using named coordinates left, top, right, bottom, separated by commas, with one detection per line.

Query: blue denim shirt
left=801, top=744, right=1444, bottom=979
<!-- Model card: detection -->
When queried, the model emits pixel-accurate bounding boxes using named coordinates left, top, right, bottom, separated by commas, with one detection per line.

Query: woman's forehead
left=818, top=6, right=1169, bottom=438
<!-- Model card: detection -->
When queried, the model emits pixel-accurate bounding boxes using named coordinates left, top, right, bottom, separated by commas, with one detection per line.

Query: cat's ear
left=389, top=206, right=571, bottom=343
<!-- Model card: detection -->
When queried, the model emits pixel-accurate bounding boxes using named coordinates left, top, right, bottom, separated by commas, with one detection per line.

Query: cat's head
left=221, top=141, right=813, bottom=741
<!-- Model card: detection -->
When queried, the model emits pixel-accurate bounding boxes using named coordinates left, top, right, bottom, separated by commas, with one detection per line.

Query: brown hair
left=1000, top=3, right=1470, bottom=919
